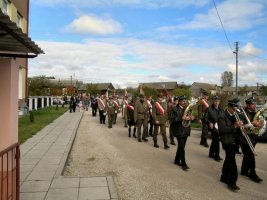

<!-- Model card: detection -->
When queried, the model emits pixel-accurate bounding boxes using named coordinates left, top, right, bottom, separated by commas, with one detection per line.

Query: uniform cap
left=203, top=91, right=209, bottom=96
left=211, top=95, right=220, bottom=100
left=245, top=96, right=256, bottom=104
left=173, top=96, right=179, bottom=101
left=178, top=95, right=186, bottom=101
left=228, top=98, right=239, bottom=107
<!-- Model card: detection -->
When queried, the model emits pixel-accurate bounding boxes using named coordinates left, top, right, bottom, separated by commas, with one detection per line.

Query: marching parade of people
left=68, top=88, right=265, bottom=193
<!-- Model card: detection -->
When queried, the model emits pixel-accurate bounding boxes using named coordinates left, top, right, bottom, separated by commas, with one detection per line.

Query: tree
left=86, top=83, right=98, bottom=97
left=221, top=71, right=234, bottom=87
left=260, top=85, right=267, bottom=96
left=172, top=88, right=192, bottom=99
left=29, top=76, right=52, bottom=96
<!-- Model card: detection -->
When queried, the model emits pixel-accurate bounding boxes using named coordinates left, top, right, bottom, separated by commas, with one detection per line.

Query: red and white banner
left=97, top=98, right=106, bottom=110
left=154, top=102, right=164, bottom=116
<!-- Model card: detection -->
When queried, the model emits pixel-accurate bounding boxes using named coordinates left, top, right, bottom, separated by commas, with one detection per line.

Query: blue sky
left=28, top=0, right=267, bottom=88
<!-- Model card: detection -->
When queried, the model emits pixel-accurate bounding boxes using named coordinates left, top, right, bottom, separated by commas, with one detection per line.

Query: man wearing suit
left=134, top=94, right=149, bottom=142
left=152, top=94, right=169, bottom=149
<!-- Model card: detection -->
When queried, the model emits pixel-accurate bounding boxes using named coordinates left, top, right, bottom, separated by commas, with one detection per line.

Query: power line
left=212, top=0, right=233, bottom=51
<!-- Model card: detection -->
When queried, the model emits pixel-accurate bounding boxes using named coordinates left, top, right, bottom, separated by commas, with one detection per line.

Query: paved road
left=65, top=110, right=267, bottom=200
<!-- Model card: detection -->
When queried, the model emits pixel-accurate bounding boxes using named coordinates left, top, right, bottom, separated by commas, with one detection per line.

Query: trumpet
left=234, top=104, right=257, bottom=155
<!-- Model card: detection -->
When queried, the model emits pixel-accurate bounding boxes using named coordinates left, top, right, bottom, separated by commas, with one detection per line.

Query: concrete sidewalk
left=20, top=111, right=118, bottom=200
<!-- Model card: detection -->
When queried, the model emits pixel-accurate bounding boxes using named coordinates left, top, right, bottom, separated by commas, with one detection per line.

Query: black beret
left=228, top=98, right=239, bottom=107
left=173, top=96, right=179, bottom=101
left=211, top=95, right=220, bottom=100
left=178, top=95, right=186, bottom=101
left=245, top=97, right=256, bottom=104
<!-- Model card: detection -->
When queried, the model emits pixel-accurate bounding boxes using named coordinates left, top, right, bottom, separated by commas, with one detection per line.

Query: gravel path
left=64, top=110, right=267, bottom=200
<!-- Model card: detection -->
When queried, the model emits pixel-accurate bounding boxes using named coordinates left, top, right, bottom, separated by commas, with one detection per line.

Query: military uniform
left=127, top=101, right=136, bottom=137
left=134, top=94, right=149, bottom=142
left=98, top=96, right=106, bottom=124
left=113, top=97, right=120, bottom=124
left=240, top=97, right=263, bottom=183
left=106, top=97, right=115, bottom=128
left=152, top=94, right=169, bottom=149
left=204, top=96, right=223, bottom=161
left=170, top=95, right=192, bottom=170
left=218, top=98, right=242, bottom=191
left=198, top=92, right=210, bottom=147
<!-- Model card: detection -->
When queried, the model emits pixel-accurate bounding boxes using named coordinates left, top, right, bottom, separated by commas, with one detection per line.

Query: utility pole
left=70, top=75, right=72, bottom=86
left=233, top=42, right=239, bottom=94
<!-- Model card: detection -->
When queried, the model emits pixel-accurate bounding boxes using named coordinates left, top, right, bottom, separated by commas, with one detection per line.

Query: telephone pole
left=233, top=42, right=239, bottom=93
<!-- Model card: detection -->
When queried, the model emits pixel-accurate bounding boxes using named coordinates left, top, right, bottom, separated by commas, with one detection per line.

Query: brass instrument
left=234, top=103, right=256, bottom=155
left=182, top=98, right=199, bottom=127
left=253, top=102, right=267, bottom=136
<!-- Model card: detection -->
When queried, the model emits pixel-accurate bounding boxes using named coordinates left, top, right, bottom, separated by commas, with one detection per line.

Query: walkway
left=20, top=111, right=118, bottom=200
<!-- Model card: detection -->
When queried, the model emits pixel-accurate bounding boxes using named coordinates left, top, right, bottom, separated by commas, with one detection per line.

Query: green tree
left=172, top=88, right=192, bottom=99
left=29, top=76, right=52, bottom=96
left=260, top=85, right=267, bottom=96
left=86, top=83, right=98, bottom=96
left=221, top=71, right=234, bottom=87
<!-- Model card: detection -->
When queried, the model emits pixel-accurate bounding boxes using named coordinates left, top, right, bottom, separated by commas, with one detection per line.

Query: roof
left=222, top=86, right=259, bottom=92
left=140, top=82, right=178, bottom=90
left=0, top=10, right=44, bottom=58
left=93, top=83, right=114, bottom=90
left=191, top=82, right=217, bottom=91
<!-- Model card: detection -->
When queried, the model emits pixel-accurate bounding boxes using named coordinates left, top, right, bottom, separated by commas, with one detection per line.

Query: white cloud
left=33, top=0, right=210, bottom=8
left=65, top=15, right=122, bottom=35
left=241, top=42, right=262, bottom=55
left=29, top=38, right=267, bottom=88
left=158, top=0, right=266, bottom=32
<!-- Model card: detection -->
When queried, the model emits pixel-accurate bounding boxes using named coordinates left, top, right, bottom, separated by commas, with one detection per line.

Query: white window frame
left=2, top=0, right=9, bottom=15
left=16, top=12, right=22, bottom=28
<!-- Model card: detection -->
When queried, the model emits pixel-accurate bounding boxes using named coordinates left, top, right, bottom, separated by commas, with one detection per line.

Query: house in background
left=0, top=0, right=43, bottom=198
left=139, top=82, right=178, bottom=96
left=190, top=82, right=219, bottom=97
left=93, top=83, right=115, bottom=95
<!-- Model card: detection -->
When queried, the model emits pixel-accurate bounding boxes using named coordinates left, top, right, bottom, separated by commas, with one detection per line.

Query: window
left=2, top=0, right=9, bottom=15
left=16, top=12, right=22, bottom=28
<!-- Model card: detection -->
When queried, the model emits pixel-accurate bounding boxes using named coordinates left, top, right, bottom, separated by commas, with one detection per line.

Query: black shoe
left=181, top=165, right=189, bottom=171
left=250, top=175, right=263, bottom=183
left=220, top=177, right=227, bottom=184
left=138, top=139, right=142, bottom=142
left=164, top=144, right=170, bottom=149
left=228, top=184, right=240, bottom=191
left=142, top=138, right=148, bottom=142
left=133, top=135, right=136, bottom=138
left=170, top=141, right=176, bottom=145
left=154, top=143, right=159, bottom=148
left=209, top=154, right=215, bottom=158
left=214, top=156, right=223, bottom=162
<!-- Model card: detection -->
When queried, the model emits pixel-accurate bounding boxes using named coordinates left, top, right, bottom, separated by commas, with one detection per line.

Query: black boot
left=164, top=142, right=170, bottom=149
left=128, top=128, right=131, bottom=137
left=154, top=140, right=159, bottom=148
left=133, top=127, right=136, bottom=138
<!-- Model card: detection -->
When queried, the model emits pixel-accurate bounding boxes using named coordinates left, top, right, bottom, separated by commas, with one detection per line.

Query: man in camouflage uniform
left=106, top=96, right=115, bottom=128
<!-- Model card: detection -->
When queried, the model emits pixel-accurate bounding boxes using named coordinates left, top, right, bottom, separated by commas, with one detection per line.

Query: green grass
left=19, top=106, right=68, bottom=144
left=190, top=121, right=202, bottom=129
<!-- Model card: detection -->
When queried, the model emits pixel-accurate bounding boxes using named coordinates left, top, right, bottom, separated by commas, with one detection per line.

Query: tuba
left=182, top=98, right=199, bottom=127
left=253, top=103, right=267, bottom=136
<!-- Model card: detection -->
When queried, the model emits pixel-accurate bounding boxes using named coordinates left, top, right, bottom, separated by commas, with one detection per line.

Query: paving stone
left=20, top=192, right=46, bottom=200
left=45, top=188, right=79, bottom=200
left=80, top=177, right=108, bottom=187
left=50, top=177, right=79, bottom=189
left=26, top=170, right=56, bottom=181
left=78, top=187, right=110, bottom=200
left=20, top=180, right=51, bottom=192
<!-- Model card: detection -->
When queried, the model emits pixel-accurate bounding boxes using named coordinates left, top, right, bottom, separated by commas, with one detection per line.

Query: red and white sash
left=113, top=100, right=119, bottom=108
left=154, top=102, right=164, bottom=116
left=127, top=104, right=134, bottom=111
left=200, top=99, right=209, bottom=109
left=146, top=100, right=152, bottom=109
left=97, top=98, right=106, bottom=110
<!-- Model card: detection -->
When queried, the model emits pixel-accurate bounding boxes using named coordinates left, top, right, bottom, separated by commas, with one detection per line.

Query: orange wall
left=0, top=58, right=19, bottom=151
